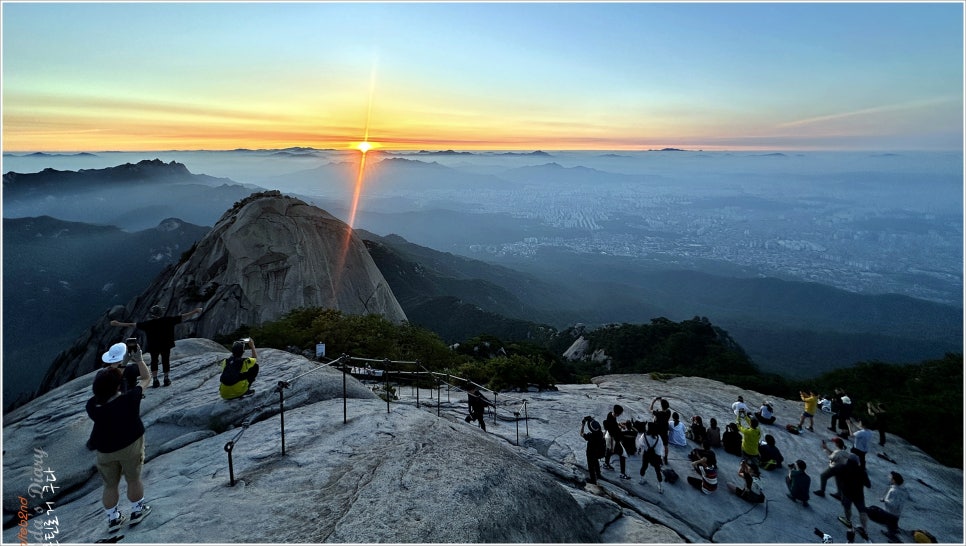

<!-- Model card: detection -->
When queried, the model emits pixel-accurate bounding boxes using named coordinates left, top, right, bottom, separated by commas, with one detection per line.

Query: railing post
left=492, top=391, right=497, bottom=425
left=276, top=380, right=290, bottom=455
left=341, top=354, right=348, bottom=424
left=524, top=401, right=529, bottom=437
left=384, top=358, right=391, bottom=414
left=514, top=411, right=521, bottom=445
left=224, top=441, right=236, bottom=486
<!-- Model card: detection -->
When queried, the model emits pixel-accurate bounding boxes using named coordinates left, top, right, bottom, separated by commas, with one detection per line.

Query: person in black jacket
left=87, top=349, right=152, bottom=533
left=603, top=405, right=630, bottom=478
left=580, top=416, right=606, bottom=485
left=465, top=386, right=492, bottom=431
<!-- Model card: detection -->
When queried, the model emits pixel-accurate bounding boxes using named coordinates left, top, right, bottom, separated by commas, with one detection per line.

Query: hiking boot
left=152, top=377, right=160, bottom=388
left=813, top=490, right=825, bottom=497
left=108, top=513, right=126, bottom=533
left=855, top=527, right=868, bottom=541
left=838, top=516, right=853, bottom=528
left=129, top=504, right=151, bottom=526
left=602, top=463, right=615, bottom=471
left=807, top=426, right=814, bottom=432
left=830, top=492, right=842, bottom=501
left=619, top=474, right=631, bottom=480
left=163, top=376, right=171, bottom=387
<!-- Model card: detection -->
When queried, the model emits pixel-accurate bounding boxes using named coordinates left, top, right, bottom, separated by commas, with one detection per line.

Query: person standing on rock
left=86, top=348, right=153, bottom=533
left=813, top=437, right=850, bottom=498
left=650, top=397, right=672, bottom=465
left=866, top=401, right=889, bottom=446
left=636, top=421, right=665, bottom=493
left=465, top=385, right=492, bottom=431
left=836, top=454, right=871, bottom=541
left=603, top=405, right=630, bottom=479
left=110, top=304, right=203, bottom=388
left=798, top=390, right=818, bottom=431
left=846, top=418, right=873, bottom=469
left=580, top=416, right=606, bottom=485
left=219, top=338, right=259, bottom=400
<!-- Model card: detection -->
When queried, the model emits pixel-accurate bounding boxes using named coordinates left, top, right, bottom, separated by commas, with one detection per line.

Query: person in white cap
left=110, top=304, right=202, bottom=388
left=87, top=342, right=152, bottom=533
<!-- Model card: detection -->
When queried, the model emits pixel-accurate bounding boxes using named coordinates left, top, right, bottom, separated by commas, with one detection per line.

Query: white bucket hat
left=102, top=342, right=127, bottom=364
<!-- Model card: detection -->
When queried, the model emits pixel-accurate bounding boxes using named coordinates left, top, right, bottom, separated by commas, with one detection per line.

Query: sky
left=1, top=2, right=964, bottom=152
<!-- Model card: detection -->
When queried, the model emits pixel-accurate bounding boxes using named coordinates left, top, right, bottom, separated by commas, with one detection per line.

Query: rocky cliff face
left=38, top=192, right=406, bottom=396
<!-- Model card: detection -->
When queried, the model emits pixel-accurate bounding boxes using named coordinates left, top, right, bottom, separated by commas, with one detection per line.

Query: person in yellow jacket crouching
left=219, top=338, right=259, bottom=399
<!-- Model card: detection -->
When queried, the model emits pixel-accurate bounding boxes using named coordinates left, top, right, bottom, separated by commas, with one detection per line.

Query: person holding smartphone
left=87, top=342, right=153, bottom=532
left=219, top=337, right=258, bottom=400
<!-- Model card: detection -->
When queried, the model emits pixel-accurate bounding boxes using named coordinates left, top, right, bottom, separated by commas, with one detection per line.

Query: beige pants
left=95, top=435, right=145, bottom=487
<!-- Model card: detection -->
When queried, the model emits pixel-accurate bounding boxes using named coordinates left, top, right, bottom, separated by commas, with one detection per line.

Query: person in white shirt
left=755, top=401, right=777, bottom=425
left=668, top=412, right=688, bottom=447
left=867, top=472, right=907, bottom=541
left=732, top=395, right=749, bottom=416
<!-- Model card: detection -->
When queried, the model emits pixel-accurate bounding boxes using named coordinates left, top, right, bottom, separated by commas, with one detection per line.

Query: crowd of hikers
left=578, top=391, right=910, bottom=544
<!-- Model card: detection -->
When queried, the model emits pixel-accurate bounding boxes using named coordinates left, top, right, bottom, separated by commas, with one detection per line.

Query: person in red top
left=111, top=304, right=202, bottom=388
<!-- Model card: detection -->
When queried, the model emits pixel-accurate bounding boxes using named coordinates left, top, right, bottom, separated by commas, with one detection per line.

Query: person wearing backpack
left=636, top=421, right=665, bottom=493
left=219, top=338, right=258, bottom=400
left=580, top=416, right=606, bottom=485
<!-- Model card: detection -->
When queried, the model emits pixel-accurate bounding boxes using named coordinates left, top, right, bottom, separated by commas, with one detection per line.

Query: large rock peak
left=38, top=191, right=406, bottom=396
left=172, top=191, right=407, bottom=337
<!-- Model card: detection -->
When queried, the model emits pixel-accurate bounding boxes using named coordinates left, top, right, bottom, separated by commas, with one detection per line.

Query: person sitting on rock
left=867, top=471, right=908, bottom=542
left=755, top=400, right=777, bottom=425
left=687, top=440, right=718, bottom=494
left=758, top=434, right=785, bottom=471
left=736, top=413, right=762, bottom=465
left=786, top=459, right=811, bottom=507
left=722, top=422, right=742, bottom=456
left=732, top=395, right=749, bottom=416
left=668, top=412, right=688, bottom=447
left=706, top=417, right=722, bottom=449
left=728, top=459, right=765, bottom=504
left=219, top=338, right=259, bottom=400
left=688, top=415, right=707, bottom=445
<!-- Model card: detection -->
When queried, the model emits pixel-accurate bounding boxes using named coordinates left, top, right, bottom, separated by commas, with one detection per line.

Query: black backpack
left=220, top=356, right=244, bottom=386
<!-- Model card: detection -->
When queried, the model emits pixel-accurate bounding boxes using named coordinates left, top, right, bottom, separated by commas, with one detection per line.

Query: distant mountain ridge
left=2, top=215, right=210, bottom=406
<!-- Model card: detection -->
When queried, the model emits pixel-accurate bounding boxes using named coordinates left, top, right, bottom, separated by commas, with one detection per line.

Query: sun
left=355, top=140, right=374, bottom=154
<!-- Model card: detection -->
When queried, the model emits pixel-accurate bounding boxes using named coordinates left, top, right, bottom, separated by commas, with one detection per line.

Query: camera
left=789, top=463, right=796, bottom=469
left=241, top=337, right=252, bottom=343
left=582, top=415, right=593, bottom=424
left=125, top=337, right=139, bottom=351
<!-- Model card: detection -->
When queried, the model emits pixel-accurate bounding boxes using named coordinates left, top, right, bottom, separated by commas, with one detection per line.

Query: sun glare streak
left=333, top=56, right=379, bottom=304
